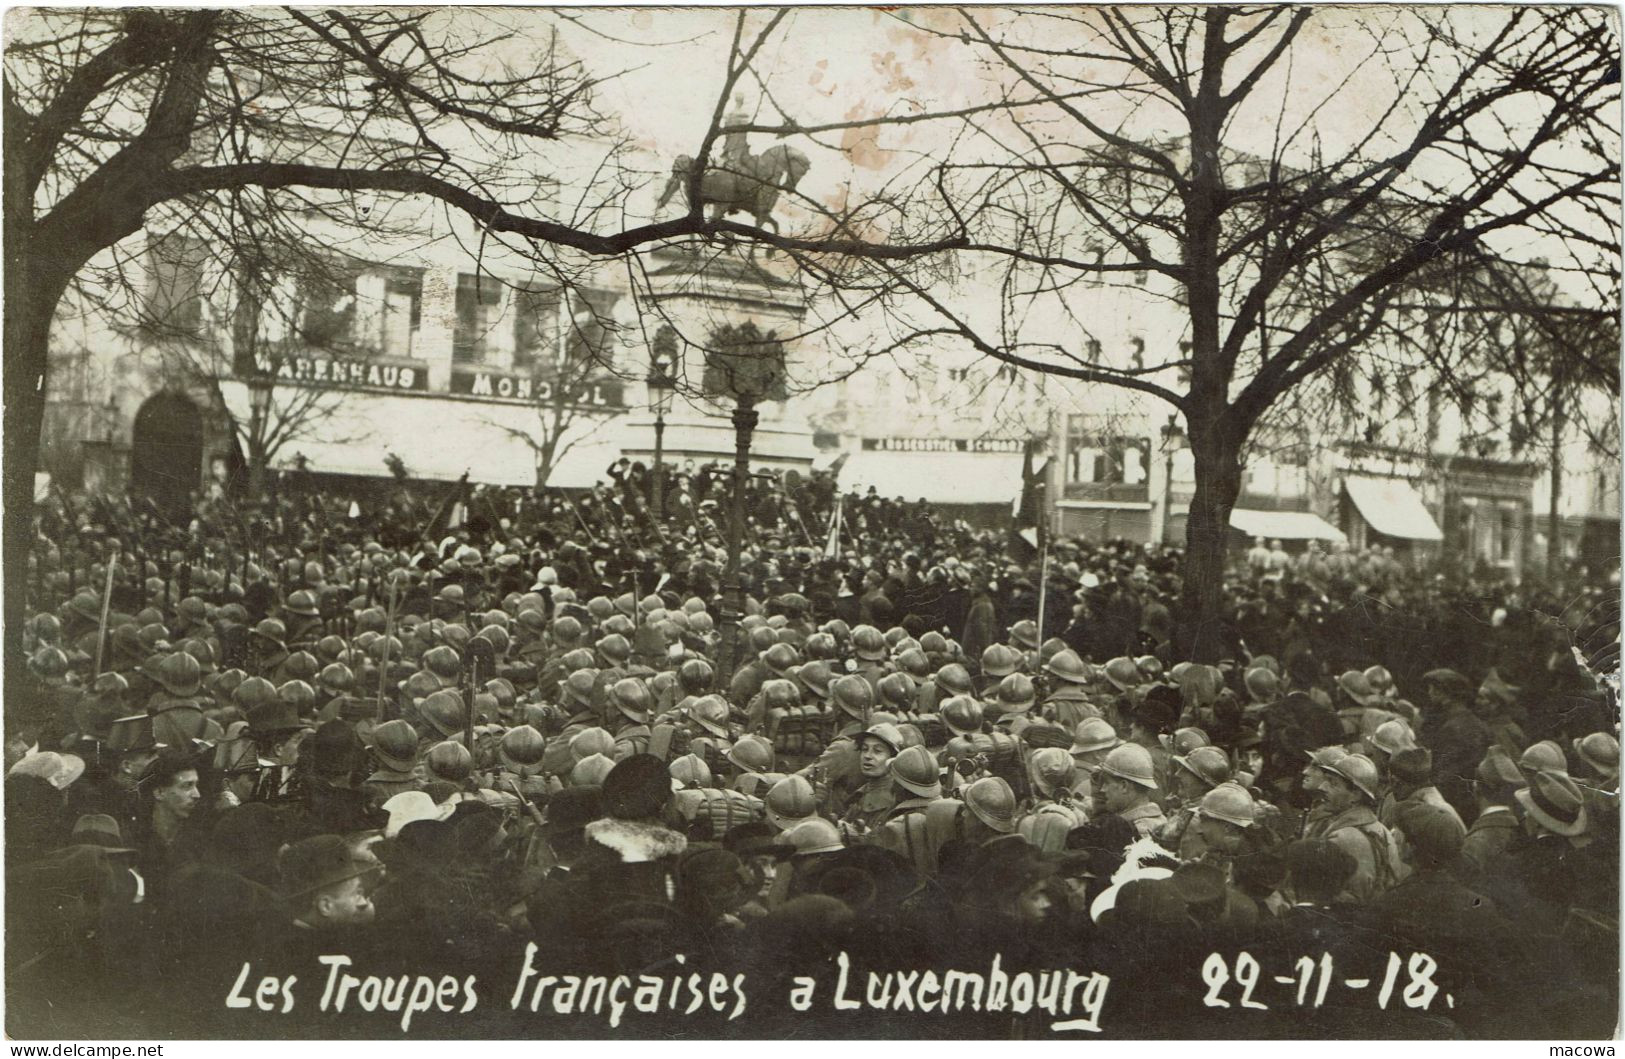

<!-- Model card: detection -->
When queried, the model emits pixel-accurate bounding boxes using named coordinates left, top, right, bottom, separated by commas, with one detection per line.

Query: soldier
left=1157, top=746, right=1233, bottom=858
left=918, top=662, right=972, bottom=715
left=669, top=753, right=764, bottom=842
left=834, top=722, right=904, bottom=834
left=609, top=678, right=654, bottom=760
left=989, top=673, right=1038, bottom=738
left=1094, top=743, right=1165, bottom=838
left=1041, top=649, right=1097, bottom=728
left=849, top=625, right=891, bottom=692
left=1018, top=747, right=1088, bottom=853
left=1308, top=752, right=1401, bottom=902
left=284, top=590, right=324, bottom=649
left=975, top=643, right=1021, bottom=697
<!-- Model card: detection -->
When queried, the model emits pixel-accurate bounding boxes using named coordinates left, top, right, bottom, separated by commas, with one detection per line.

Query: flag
left=423, top=472, right=470, bottom=540
left=1011, top=439, right=1049, bottom=560
left=823, top=496, right=843, bottom=559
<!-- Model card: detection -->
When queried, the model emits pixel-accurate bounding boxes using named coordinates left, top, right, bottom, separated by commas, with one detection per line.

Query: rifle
left=462, top=635, right=496, bottom=751
left=92, top=541, right=119, bottom=679
left=376, top=575, right=399, bottom=722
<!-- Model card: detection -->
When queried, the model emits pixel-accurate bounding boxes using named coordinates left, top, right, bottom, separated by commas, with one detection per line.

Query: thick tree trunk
left=1177, top=424, right=1244, bottom=663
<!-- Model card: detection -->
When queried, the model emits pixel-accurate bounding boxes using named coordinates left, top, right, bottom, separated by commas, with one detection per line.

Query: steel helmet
left=398, top=670, right=439, bottom=706
left=803, top=632, right=838, bottom=661
left=602, top=614, right=635, bottom=639
left=890, top=745, right=942, bottom=798
left=778, top=817, right=844, bottom=856
left=481, top=609, right=510, bottom=631
left=1008, top=620, right=1040, bottom=651
left=496, top=725, right=547, bottom=773
left=920, top=631, right=949, bottom=656
left=232, top=676, right=278, bottom=713
left=1098, top=743, right=1157, bottom=789
left=1042, top=649, right=1089, bottom=685
left=760, top=679, right=802, bottom=714
left=682, top=597, right=708, bottom=616
left=691, top=694, right=732, bottom=738
left=313, top=634, right=346, bottom=662
left=1243, top=667, right=1281, bottom=704
left=884, top=626, right=908, bottom=648
left=1039, top=638, right=1069, bottom=668
left=477, top=624, right=511, bottom=656
left=484, top=678, right=516, bottom=713
left=1168, top=662, right=1194, bottom=682
left=1070, top=717, right=1121, bottom=755
left=1171, top=727, right=1212, bottom=756
left=549, top=614, right=583, bottom=643
left=1029, top=746, right=1077, bottom=798
left=611, top=678, right=652, bottom=723
left=553, top=670, right=594, bottom=713
left=420, top=689, right=467, bottom=738
left=764, top=774, right=818, bottom=830
left=372, top=719, right=420, bottom=772
left=896, top=648, right=930, bottom=683
left=941, top=695, right=984, bottom=736
left=1179, top=664, right=1225, bottom=707
left=726, top=733, right=775, bottom=775
left=318, top=662, right=355, bottom=694
left=597, top=634, right=632, bottom=666
left=995, top=673, right=1037, bottom=714
left=355, top=606, right=386, bottom=635
left=678, top=658, right=715, bottom=695
left=964, top=776, right=1018, bottom=834
left=422, top=645, right=461, bottom=685
left=689, top=612, right=715, bottom=635
left=795, top=660, right=835, bottom=700
left=1368, top=718, right=1418, bottom=758
left=516, top=609, right=548, bottom=635
left=587, top=596, right=615, bottom=623
left=1135, top=655, right=1164, bottom=681
left=31, top=612, right=63, bottom=643
left=570, top=727, right=615, bottom=761
left=613, top=592, right=636, bottom=618
left=151, top=651, right=202, bottom=697
left=422, top=740, right=474, bottom=782
left=831, top=674, right=875, bottom=719
left=251, top=618, right=287, bottom=649
left=980, top=643, right=1022, bottom=679
left=669, top=753, right=712, bottom=789
left=1197, top=782, right=1256, bottom=828
left=874, top=672, right=914, bottom=711
left=435, top=583, right=466, bottom=609
left=1575, top=732, right=1621, bottom=778
left=1363, top=664, right=1395, bottom=697
left=284, top=589, right=320, bottom=617
left=760, top=642, right=800, bottom=676
left=821, top=618, right=852, bottom=640
left=744, top=626, right=774, bottom=655
left=1323, top=753, right=1381, bottom=802
left=1335, top=670, right=1379, bottom=707
left=1175, top=746, right=1232, bottom=790
left=560, top=648, right=597, bottom=673
left=859, top=722, right=904, bottom=756
left=851, top=625, right=887, bottom=661
left=933, top=663, right=973, bottom=697
left=650, top=671, right=678, bottom=701
left=30, top=645, right=69, bottom=679
left=1103, top=657, right=1142, bottom=692
left=571, top=753, right=616, bottom=787
left=281, top=650, right=319, bottom=684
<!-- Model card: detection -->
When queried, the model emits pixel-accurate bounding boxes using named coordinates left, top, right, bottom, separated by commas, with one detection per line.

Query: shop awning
left=218, top=382, right=542, bottom=488
left=1229, top=508, right=1346, bottom=543
left=1343, top=475, right=1444, bottom=541
left=838, top=450, right=1023, bottom=505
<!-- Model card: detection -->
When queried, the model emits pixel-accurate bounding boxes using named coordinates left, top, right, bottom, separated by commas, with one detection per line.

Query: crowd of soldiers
left=6, top=473, right=1620, bottom=1038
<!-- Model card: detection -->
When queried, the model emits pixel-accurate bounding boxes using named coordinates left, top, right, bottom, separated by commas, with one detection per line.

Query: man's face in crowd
left=1014, top=879, right=1054, bottom=924
left=1171, top=769, right=1206, bottom=805
left=116, top=750, right=158, bottom=791
left=316, top=874, right=376, bottom=926
left=1318, top=774, right=1360, bottom=814
left=1098, top=773, right=1141, bottom=813
left=154, top=768, right=201, bottom=819
left=1195, top=815, right=1245, bottom=854
left=858, top=737, right=894, bottom=779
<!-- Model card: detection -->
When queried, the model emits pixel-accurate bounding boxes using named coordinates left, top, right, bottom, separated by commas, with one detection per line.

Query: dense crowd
left=7, top=468, right=1620, bottom=1038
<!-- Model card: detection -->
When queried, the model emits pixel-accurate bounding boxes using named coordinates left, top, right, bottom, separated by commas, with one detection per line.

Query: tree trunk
left=1178, top=423, right=1244, bottom=663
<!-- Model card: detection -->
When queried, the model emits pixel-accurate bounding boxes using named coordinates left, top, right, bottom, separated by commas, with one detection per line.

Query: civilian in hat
left=1463, top=747, right=1526, bottom=875
left=279, top=834, right=380, bottom=931
left=1419, top=668, right=1492, bottom=823
left=1381, top=747, right=1465, bottom=834
left=133, top=749, right=207, bottom=900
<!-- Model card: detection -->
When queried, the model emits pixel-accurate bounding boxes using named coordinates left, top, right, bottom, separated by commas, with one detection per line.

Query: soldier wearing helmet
left=609, top=678, right=654, bottom=760
left=1158, top=746, right=1235, bottom=858
left=1041, top=649, right=1097, bottom=729
left=849, top=625, right=892, bottom=694
left=1308, top=752, right=1402, bottom=901
left=836, top=722, right=905, bottom=833
left=918, top=662, right=972, bottom=716
left=283, top=589, right=325, bottom=649
left=975, top=644, right=1022, bottom=696
left=989, top=673, right=1038, bottom=738
left=1095, top=744, right=1166, bottom=837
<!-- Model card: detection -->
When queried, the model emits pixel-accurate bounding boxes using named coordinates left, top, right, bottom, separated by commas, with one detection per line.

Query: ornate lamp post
left=708, top=321, right=785, bottom=680
left=647, top=327, right=678, bottom=521
left=246, top=364, right=274, bottom=495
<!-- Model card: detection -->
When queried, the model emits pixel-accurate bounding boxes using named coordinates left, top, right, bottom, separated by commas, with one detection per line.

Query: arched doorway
left=130, top=392, right=203, bottom=518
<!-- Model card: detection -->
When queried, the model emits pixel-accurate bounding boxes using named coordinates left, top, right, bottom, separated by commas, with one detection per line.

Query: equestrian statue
left=655, top=97, right=812, bottom=233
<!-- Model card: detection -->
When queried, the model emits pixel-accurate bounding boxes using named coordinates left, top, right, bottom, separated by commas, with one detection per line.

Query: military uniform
left=1320, top=803, right=1401, bottom=902
left=1043, top=683, right=1096, bottom=729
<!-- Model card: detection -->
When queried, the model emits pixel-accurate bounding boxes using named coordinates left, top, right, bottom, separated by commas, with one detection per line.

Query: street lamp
left=1160, top=413, right=1186, bottom=544
left=247, top=366, right=273, bottom=495
left=647, top=327, right=678, bottom=521
left=707, top=321, right=785, bottom=680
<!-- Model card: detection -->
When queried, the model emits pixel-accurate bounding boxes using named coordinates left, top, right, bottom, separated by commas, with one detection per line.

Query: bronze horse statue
left=655, top=143, right=811, bottom=233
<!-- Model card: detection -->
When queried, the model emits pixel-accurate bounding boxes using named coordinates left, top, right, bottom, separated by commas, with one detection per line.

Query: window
left=1497, top=503, right=1519, bottom=565
left=454, top=273, right=513, bottom=366
left=295, top=261, right=423, bottom=357
left=1065, top=415, right=1149, bottom=485
left=146, top=233, right=210, bottom=336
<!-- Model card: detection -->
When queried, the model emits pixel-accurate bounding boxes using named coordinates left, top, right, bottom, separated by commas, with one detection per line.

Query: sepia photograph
left=3, top=3, right=1620, bottom=1042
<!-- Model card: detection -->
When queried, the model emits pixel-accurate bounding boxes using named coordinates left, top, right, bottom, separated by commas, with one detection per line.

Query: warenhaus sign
left=244, top=352, right=428, bottom=392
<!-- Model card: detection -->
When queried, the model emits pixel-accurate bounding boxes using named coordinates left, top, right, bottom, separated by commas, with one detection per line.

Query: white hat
left=381, top=790, right=451, bottom=838
left=9, top=751, right=85, bottom=791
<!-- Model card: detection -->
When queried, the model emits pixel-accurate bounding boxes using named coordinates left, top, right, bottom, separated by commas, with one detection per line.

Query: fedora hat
left=65, top=813, right=136, bottom=853
left=1515, top=769, right=1589, bottom=838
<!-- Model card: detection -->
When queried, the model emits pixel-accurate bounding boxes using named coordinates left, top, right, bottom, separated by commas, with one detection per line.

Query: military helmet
left=281, top=650, right=319, bottom=684
left=30, top=645, right=69, bottom=680
left=851, top=625, right=887, bottom=661
left=1029, top=747, right=1077, bottom=798
left=1103, top=656, right=1142, bottom=692
left=877, top=672, right=916, bottom=711
left=760, top=679, right=802, bottom=713
left=371, top=719, right=420, bottom=772
left=803, top=632, right=838, bottom=661
left=896, top=648, right=931, bottom=682
left=919, top=631, right=949, bottom=656
left=669, top=753, right=712, bottom=789
left=964, top=776, right=1018, bottom=833
left=596, top=633, right=632, bottom=666
left=516, top=609, right=548, bottom=635
left=941, top=694, right=984, bottom=736
left=1098, top=743, right=1157, bottom=789
left=560, top=647, right=596, bottom=673
left=859, top=722, right=904, bottom=756
left=1008, top=620, right=1040, bottom=651
left=425, top=740, right=474, bottom=783
left=761, top=642, right=800, bottom=676
left=1362, top=665, right=1395, bottom=697
left=995, top=673, right=1037, bottom=714
left=1244, top=667, right=1281, bottom=704
left=831, top=674, right=874, bottom=718
left=551, top=614, right=585, bottom=644
left=30, top=612, right=63, bottom=643
left=484, top=678, right=516, bottom=713
left=691, top=694, right=732, bottom=738
left=678, top=658, right=714, bottom=695
left=1135, top=655, right=1164, bottom=681
left=821, top=618, right=852, bottom=641
left=1198, top=782, right=1256, bottom=828
left=933, top=662, right=973, bottom=697
left=420, top=689, right=467, bottom=738
left=571, top=753, right=615, bottom=787
left=1045, top=649, right=1091, bottom=684
left=498, top=725, right=547, bottom=772
left=232, top=675, right=278, bottom=712
left=1369, top=718, right=1418, bottom=758
left=601, top=614, right=635, bottom=638
left=1575, top=731, right=1621, bottom=778
left=884, top=627, right=908, bottom=648
left=477, top=624, right=510, bottom=656
left=777, top=817, right=844, bottom=856
left=571, top=727, right=615, bottom=761
left=747, top=626, right=778, bottom=654
left=422, top=645, right=461, bottom=684
left=1171, top=727, right=1211, bottom=756
left=318, top=662, right=355, bottom=694
left=980, top=643, right=1022, bottom=679
left=314, top=635, right=346, bottom=662
left=562, top=669, right=599, bottom=709
left=154, top=651, right=203, bottom=697
left=794, top=660, right=834, bottom=699
left=1322, top=753, right=1381, bottom=802
left=611, top=678, right=652, bottom=723
left=726, top=733, right=775, bottom=775
left=890, top=745, right=942, bottom=798
left=586, top=596, right=615, bottom=623
left=285, top=589, right=320, bottom=618
left=689, top=612, right=714, bottom=636
left=765, top=774, right=817, bottom=830
left=1175, top=746, right=1232, bottom=790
